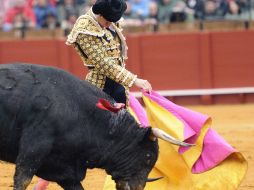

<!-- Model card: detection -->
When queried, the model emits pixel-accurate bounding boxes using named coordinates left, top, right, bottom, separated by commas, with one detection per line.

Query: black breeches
left=103, top=77, right=127, bottom=104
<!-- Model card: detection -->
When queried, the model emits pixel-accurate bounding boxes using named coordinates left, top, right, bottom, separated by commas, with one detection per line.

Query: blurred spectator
left=49, top=0, right=57, bottom=6
left=33, top=0, right=57, bottom=28
left=30, top=0, right=58, bottom=6
left=157, top=0, right=179, bottom=23
left=82, top=0, right=96, bottom=14
left=123, top=1, right=138, bottom=19
left=171, top=1, right=187, bottom=22
left=225, top=0, right=251, bottom=20
left=123, top=1, right=143, bottom=26
left=170, top=1, right=194, bottom=22
left=185, top=0, right=197, bottom=21
left=42, top=12, right=60, bottom=29
left=2, top=0, right=253, bottom=33
left=123, top=1, right=158, bottom=31
left=144, top=1, right=158, bottom=25
left=123, top=1, right=135, bottom=19
left=57, top=0, right=80, bottom=24
left=2, top=0, right=36, bottom=31
left=76, top=0, right=86, bottom=4
left=228, top=0, right=240, bottom=14
left=76, top=0, right=87, bottom=15
left=61, top=12, right=78, bottom=35
left=56, top=0, right=85, bottom=5
left=148, top=1, right=159, bottom=20
left=0, top=0, right=10, bottom=27
left=185, top=0, right=197, bottom=9
left=129, top=0, right=151, bottom=19
left=27, top=0, right=34, bottom=7
left=194, top=0, right=228, bottom=20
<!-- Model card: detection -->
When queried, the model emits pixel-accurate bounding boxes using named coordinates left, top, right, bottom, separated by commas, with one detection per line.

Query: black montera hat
left=92, top=0, right=127, bottom=22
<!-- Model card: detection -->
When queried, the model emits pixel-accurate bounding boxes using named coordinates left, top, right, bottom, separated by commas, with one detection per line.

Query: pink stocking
left=33, top=179, right=49, bottom=190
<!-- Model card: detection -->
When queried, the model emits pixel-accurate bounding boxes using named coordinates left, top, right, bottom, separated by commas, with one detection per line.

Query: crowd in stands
left=0, top=0, right=253, bottom=34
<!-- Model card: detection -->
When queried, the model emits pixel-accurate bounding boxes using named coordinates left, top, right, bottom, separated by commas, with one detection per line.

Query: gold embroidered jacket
left=66, top=9, right=137, bottom=90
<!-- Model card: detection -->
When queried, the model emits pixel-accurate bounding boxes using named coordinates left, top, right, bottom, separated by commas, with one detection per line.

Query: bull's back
left=0, top=62, right=101, bottom=115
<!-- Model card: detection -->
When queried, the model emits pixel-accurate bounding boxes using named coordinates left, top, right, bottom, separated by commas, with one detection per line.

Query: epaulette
left=66, top=13, right=105, bottom=45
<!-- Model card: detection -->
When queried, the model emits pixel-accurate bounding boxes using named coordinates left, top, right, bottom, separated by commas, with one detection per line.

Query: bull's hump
left=0, top=63, right=73, bottom=87
left=0, top=63, right=108, bottom=103
left=0, top=64, right=42, bottom=89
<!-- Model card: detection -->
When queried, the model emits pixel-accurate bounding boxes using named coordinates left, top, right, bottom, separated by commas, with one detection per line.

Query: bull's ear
left=96, top=98, right=125, bottom=113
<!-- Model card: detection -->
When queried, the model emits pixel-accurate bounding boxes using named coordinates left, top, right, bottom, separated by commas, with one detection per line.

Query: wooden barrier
left=201, top=20, right=246, bottom=31
left=0, top=29, right=64, bottom=40
left=0, top=30, right=254, bottom=104
left=0, top=31, right=21, bottom=40
left=0, top=20, right=247, bottom=41
left=251, top=21, right=254, bottom=28
left=24, top=28, right=64, bottom=39
left=123, top=24, right=154, bottom=33
left=158, top=20, right=246, bottom=33
left=158, top=22, right=199, bottom=33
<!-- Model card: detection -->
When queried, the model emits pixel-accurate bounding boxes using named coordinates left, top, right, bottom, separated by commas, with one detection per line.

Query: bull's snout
left=116, top=181, right=131, bottom=190
left=116, top=181, right=144, bottom=190
left=116, top=177, right=163, bottom=190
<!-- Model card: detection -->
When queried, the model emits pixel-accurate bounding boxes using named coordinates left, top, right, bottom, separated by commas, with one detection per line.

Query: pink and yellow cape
left=103, top=91, right=247, bottom=190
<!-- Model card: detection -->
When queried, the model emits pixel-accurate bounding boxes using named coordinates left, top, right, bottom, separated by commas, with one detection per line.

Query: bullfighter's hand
left=134, top=78, right=152, bottom=93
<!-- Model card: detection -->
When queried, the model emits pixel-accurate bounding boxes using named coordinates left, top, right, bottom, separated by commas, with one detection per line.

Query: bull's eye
left=116, top=183, right=121, bottom=188
left=146, top=153, right=151, bottom=157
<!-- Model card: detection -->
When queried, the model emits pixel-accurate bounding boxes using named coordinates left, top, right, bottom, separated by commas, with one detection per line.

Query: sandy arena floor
left=0, top=104, right=253, bottom=190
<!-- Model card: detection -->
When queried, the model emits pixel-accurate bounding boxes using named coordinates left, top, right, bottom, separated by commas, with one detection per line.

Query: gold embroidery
left=67, top=8, right=136, bottom=94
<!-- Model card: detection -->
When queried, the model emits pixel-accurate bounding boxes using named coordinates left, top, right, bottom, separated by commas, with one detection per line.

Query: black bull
left=0, top=63, right=159, bottom=190
left=0, top=63, right=193, bottom=190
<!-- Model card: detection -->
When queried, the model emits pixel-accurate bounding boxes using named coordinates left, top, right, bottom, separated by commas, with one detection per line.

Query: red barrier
left=211, top=31, right=254, bottom=88
left=1, top=31, right=254, bottom=104
left=0, top=40, right=59, bottom=66
left=138, top=32, right=201, bottom=90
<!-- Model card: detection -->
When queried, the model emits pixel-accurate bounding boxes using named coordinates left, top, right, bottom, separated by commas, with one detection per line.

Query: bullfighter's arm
left=76, top=34, right=137, bottom=88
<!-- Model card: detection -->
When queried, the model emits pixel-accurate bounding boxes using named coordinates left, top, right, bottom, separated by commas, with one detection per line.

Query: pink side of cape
left=129, top=93, right=149, bottom=127
left=130, top=91, right=235, bottom=173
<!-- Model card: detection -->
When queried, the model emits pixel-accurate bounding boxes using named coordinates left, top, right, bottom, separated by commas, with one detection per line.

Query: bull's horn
left=152, top=128, right=194, bottom=147
left=146, top=177, right=164, bottom=182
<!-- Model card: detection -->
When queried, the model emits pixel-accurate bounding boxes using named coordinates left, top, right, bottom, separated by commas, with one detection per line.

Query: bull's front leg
left=13, top=164, right=33, bottom=190
left=14, top=153, right=50, bottom=190
left=13, top=126, right=54, bottom=190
